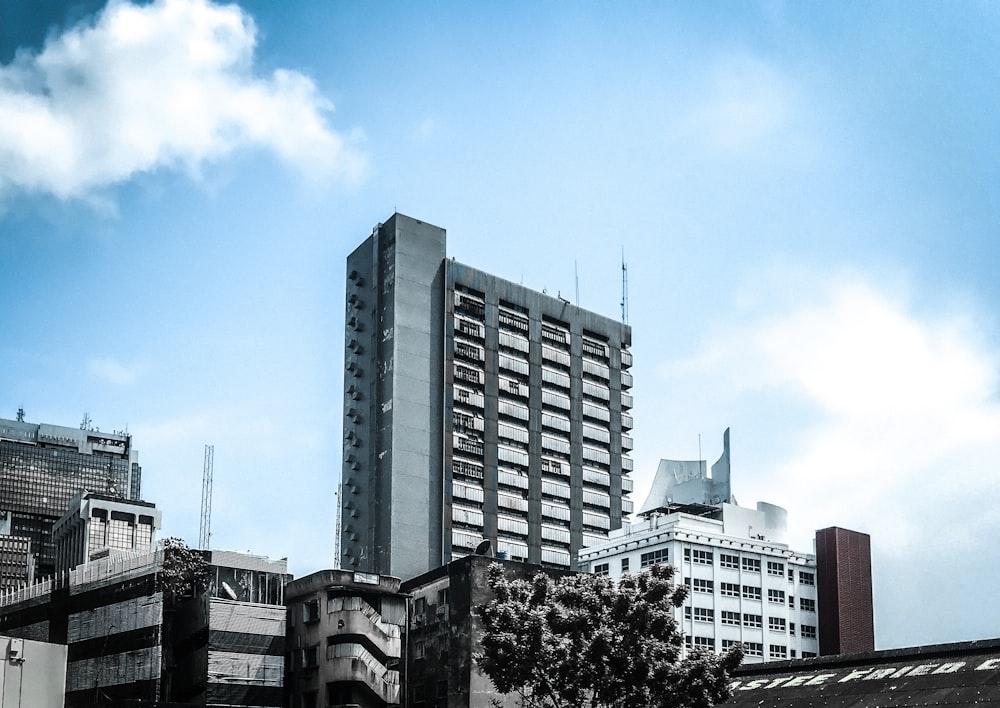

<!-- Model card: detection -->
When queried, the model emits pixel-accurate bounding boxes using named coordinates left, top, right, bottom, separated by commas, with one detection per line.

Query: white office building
left=578, top=430, right=820, bottom=663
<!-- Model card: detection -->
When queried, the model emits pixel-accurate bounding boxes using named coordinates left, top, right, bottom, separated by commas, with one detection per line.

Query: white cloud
left=0, top=0, right=366, bottom=200
left=88, top=357, right=144, bottom=385
left=658, top=271, right=1000, bottom=554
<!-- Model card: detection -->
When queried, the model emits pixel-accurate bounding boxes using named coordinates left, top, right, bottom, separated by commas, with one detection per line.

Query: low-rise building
left=285, top=569, right=405, bottom=708
left=402, top=554, right=574, bottom=708
left=52, top=491, right=161, bottom=572
left=0, top=545, right=289, bottom=707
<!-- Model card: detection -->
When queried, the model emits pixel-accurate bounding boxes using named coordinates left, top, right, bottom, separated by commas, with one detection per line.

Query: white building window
left=684, top=548, right=713, bottom=565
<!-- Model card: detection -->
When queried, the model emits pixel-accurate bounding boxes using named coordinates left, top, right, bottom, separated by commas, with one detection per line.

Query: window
left=302, top=645, right=319, bottom=669
left=692, top=636, right=714, bottom=650
left=455, top=341, right=483, bottom=362
left=541, top=323, right=568, bottom=346
left=685, top=578, right=713, bottom=593
left=742, top=585, right=761, bottom=601
left=802, top=651, right=817, bottom=658
left=303, top=599, right=320, bottom=623
left=767, top=561, right=785, bottom=576
left=769, top=617, right=787, bottom=632
left=720, top=582, right=740, bottom=597
left=454, top=364, right=482, bottom=385
left=621, top=558, right=630, bottom=573
left=640, top=548, right=668, bottom=568
left=499, top=310, right=528, bottom=333
left=742, top=557, right=761, bottom=573
left=799, top=571, right=815, bottom=585
left=719, top=553, right=739, bottom=569
left=770, top=644, right=788, bottom=659
left=800, top=598, right=816, bottom=612
left=801, top=625, right=817, bottom=639
left=722, top=639, right=741, bottom=651
left=789, top=622, right=796, bottom=635
left=788, top=594, right=795, bottom=608
left=721, top=610, right=741, bottom=626
left=693, top=607, right=714, bottom=622
left=593, top=562, right=609, bottom=576
left=768, top=589, right=786, bottom=604
left=743, top=614, right=762, bottom=628
left=744, top=642, right=763, bottom=657
left=683, top=548, right=713, bottom=565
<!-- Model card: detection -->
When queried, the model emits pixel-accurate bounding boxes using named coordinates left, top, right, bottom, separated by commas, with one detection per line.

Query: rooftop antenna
left=199, top=444, right=214, bottom=550
left=15, top=406, right=25, bottom=423
left=620, top=249, right=629, bottom=324
left=81, top=412, right=92, bottom=430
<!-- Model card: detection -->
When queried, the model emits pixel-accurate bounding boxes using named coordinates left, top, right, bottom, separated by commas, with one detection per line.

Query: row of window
left=716, top=582, right=787, bottom=604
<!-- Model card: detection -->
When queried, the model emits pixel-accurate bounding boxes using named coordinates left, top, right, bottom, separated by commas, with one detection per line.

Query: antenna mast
left=199, top=444, right=214, bottom=549
left=335, top=482, right=343, bottom=568
left=620, top=249, right=629, bottom=324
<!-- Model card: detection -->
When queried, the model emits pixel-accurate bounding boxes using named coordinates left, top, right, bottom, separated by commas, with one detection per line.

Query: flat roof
left=724, top=638, right=1000, bottom=706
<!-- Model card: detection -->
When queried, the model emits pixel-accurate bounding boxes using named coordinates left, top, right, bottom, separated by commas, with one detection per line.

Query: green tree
left=159, top=537, right=209, bottom=602
left=476, top=563, right=742, bottom=708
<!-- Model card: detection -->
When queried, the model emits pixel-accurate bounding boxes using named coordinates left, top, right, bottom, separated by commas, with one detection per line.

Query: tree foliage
left=159, top=537, right=209, bottom=602
left=476, top=563, right=743, bottom=708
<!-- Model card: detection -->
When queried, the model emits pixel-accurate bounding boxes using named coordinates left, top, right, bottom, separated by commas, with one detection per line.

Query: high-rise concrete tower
left=341, top=214, right=634, bottom=579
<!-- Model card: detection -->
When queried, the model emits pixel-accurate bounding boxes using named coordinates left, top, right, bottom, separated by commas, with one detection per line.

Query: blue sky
left=1, top=0, right=997, bottom=649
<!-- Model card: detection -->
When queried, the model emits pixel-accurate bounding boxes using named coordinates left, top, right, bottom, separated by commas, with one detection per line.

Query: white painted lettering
left=976, top=659, right=1000, bottom=671
left=932, top=662, right=966, bottom=674
left=765, top=677, right=790, bottom=688
left=805, top=674, right=836, bottom=686
left=738, top=680, right=768, bottom=691
left=839, top=668, right=872, bottom=683
left=865, top=668, right=899, bottom=680
left=728, top=681, right=742, bottom=691
left=908, top=664, right=937, bottom=677
left=782, top=675, right=811, bottom=687
left=890, top=666, right=913, bottom=678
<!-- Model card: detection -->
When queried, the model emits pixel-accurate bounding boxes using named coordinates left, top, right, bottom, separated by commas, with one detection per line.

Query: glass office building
left=0, top=417, right=141, bottom=577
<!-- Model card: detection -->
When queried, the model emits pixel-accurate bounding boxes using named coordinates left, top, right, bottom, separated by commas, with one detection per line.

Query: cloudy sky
left=1, top=0, right=997, bottom=649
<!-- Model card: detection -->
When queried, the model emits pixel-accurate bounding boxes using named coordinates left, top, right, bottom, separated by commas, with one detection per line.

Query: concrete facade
left=52, top=491, right=161, bottom=572
left=401, top=554, right=575, bottom=708
left=285, top=569, right=405, bottom=708
left=341, top=214, right=633, bottom=580
left=0, top=547, right=288, bottom=707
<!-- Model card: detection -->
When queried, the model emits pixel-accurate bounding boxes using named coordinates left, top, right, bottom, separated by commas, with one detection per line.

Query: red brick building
left=816, top=527, right=874, bottom=655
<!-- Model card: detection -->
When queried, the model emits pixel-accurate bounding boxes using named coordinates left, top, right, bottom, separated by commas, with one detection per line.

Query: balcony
left=326, top=643, right=400, bottom=705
